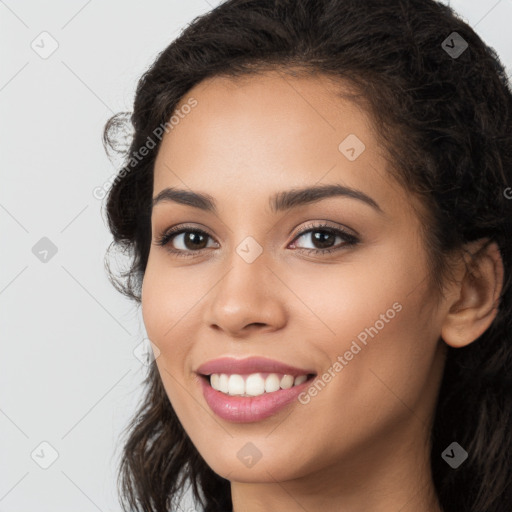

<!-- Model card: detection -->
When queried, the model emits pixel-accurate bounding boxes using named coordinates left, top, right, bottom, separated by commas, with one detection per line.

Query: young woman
left=102, top=1, right=512, bottom=511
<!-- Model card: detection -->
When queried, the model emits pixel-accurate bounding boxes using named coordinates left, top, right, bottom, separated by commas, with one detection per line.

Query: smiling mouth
left=199, top=372, right=316, bottom=397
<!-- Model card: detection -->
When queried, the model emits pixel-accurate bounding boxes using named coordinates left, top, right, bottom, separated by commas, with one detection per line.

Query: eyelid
left=155, top=220, right=356, bottom=241
left=291, top=220, right=358, bottom=239
left=153, top=223, right=217, bottom=248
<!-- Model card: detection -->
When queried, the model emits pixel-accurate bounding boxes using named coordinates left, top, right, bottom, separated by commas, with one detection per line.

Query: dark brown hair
left=102, top=1, right=512, bottom=510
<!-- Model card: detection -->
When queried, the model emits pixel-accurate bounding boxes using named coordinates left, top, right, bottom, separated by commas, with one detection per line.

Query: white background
left=1, top=1, right=511, bottom=511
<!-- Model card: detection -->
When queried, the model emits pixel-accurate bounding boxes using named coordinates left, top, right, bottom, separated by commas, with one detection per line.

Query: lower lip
left=199, top=375, right=314, bottom=423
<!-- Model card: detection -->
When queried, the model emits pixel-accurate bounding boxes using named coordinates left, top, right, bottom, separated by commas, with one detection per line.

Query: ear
left=441, top=239, right=504, bottom=348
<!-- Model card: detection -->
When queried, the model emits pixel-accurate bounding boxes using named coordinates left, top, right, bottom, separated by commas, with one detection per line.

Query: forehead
left=152, top=71, right=412, bottom=218
left=167, top=71, right=373, bottom=150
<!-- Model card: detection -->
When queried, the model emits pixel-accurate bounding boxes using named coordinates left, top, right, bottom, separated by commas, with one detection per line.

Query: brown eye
left=290, top=223, right=359, bottom=255
left=155, top=227, right=218, bottom=258
left=174, top=231, right=210, bottom=251
left=155, top=222, right=359, bottom=259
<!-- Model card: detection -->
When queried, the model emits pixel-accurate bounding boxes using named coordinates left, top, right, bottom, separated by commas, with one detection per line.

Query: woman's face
left=142, top=72, right=448, bottom=489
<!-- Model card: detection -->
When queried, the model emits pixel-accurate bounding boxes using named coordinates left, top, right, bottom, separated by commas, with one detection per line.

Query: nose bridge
left=217, top=235, right=271, bottom=307
left=205, top=232, right=287, bottom=334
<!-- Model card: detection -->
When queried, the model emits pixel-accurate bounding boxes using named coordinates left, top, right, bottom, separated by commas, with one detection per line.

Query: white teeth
left=294, top=375, right=308, bottom=386
left=265, top=374, right=281, bottom=393
left=209, top=372, right=310, bottom=397
left=227, top=374, right=245, bottom=396
left=218, top=373, right=229, bottom=393
left=280, top=375, right=294, bottom=389
left=245, top=373, right=266, bottom=396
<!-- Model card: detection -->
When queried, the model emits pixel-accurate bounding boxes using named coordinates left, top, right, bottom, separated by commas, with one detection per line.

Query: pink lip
left=198, top=374, right=315, bottom=423
left=195, top=356, right=315, bottom=377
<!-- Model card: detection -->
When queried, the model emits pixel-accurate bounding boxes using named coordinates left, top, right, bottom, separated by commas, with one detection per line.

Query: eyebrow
left=151, top=183, right=383, bottom=215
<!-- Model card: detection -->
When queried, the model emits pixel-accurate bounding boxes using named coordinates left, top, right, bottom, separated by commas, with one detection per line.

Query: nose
left=203, top=246, right=287, bottom=338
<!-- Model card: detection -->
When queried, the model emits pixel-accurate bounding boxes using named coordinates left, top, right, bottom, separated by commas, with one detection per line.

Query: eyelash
left=154, top=222, right=359, bottom=259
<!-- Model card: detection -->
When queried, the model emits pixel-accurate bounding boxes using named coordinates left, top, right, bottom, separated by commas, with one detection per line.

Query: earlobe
left=441, top=240, right=504, bottom=349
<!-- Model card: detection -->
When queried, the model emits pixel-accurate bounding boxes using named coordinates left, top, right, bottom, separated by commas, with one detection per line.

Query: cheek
left=141, top=272, right=168, bottom=346
left=140, top=265, right=200, bottom=417
left=295, top=245, right=439, bottom=411
left=140, top=256, right=200, bottom=350
left=141, top=267, right=187, bottom=378
left=282, top=249, right=421, bottom=350
left=315, top=282, right=441, bottom=434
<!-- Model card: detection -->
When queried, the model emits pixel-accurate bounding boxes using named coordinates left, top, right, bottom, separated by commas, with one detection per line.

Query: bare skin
left=141, top=71, right=503, bottom=512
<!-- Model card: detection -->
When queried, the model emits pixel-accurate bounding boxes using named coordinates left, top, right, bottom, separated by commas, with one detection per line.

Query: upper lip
left=196, top=356, right=316, bottom=377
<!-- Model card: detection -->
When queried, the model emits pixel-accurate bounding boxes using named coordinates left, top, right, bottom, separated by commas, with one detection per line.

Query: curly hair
left=102, top=1, right=512, bottom=511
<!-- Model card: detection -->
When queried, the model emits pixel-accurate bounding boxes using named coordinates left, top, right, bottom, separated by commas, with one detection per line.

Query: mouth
left=198, top=371, right=317, bottom=423
left=199, top=372, right=317, bottom=398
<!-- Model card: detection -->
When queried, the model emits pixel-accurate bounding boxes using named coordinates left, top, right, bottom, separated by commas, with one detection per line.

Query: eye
left=289, top=222, right=359, bottom=255
left=154, top=221, right=359, bottom=258
left=154, top=225, right=218, bottom=258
